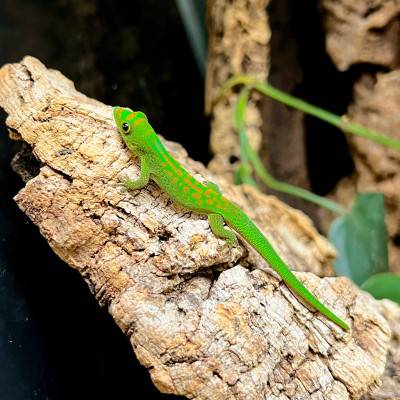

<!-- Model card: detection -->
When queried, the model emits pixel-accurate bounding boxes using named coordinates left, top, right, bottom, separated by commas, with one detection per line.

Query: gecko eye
left=121, top=122, right=130, bottom=134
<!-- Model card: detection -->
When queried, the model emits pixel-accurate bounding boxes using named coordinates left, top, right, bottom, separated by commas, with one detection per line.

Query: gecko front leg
left=121, top=156, right=150, bottom=190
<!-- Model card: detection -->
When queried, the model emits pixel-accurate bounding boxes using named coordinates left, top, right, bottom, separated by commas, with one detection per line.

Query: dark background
left=0, top=1, right=355, bottom=399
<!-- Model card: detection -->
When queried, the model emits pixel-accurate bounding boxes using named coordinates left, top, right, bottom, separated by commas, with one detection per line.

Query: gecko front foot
left=224, top=235, right=238, bottom=247
left=119, top=174, right=142, bottom=190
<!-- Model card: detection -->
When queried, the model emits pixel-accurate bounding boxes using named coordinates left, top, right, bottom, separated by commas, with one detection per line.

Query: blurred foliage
left=328, top=194, right=389, bottom=286
left=361, top=273, right=400, bottom=304
left=175, top=0, right=207, bottom=77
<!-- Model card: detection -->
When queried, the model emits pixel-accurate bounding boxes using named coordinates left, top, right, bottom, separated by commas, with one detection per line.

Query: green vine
left=233, top=87, right=347, bottom=215
left=215, top=74, right=400, bottom=214
left=217, top=75, right=400, bottom=151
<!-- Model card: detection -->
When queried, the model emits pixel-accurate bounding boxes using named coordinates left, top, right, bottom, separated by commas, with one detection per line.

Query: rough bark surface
left=363, top=300, right=400, bottom=400
left=0, top=56, right=393, bottom=399
left=205, top=0, right=270, bottom=182
left=206, top=0, right=317, bottom=218
left=320, top=0, right=400, bottom=71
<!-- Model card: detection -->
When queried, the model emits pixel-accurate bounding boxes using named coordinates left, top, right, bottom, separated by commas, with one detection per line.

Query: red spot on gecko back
left=204, top=188, right=214, bottom=197
left=126, top=112, right=137, bottom=120
left=183, top=178, right=202, bottom=193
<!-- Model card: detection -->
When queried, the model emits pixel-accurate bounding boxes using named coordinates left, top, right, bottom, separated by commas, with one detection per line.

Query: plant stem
left=247, top=145, right=347, bottom=214
left=234, top=88, right=347, bottom=215
left=219, top=75, right=400, bottom=151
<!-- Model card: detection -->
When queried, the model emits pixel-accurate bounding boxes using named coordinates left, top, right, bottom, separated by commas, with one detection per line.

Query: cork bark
left=205, top=0, right=270, bottom=182
left=318, top=0, right=400, bottom=274
left=205, top=0, right=317, bottom=217
left=0, top=56, right=394, bottom=399
left=320, top=0, right=400, bottom=71
left=362, top=300, right=400, bottom=400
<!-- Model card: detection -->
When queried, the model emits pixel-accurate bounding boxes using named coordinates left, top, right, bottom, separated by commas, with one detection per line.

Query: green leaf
left=328, top=193, right=389, bottom=285
left=361, top=273, right=400, bottom=304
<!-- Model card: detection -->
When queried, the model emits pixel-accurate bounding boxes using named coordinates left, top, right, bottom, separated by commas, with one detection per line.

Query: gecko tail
left=224, top=208, right=350, bottom=331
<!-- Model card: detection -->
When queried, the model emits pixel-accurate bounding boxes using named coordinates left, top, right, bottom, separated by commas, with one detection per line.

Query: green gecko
left=113, top=106, right=350, bottom=331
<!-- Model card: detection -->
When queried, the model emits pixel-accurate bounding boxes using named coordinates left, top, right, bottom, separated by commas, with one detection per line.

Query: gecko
left=113, top=106, right=350, bottom=331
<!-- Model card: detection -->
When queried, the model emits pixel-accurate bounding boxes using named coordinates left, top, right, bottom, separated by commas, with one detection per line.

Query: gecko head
left=113, top=106, right=154, bottom=151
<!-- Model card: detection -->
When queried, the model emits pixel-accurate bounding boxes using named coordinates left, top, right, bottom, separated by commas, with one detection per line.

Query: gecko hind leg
left=208, top=213, right=237, bottom=246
